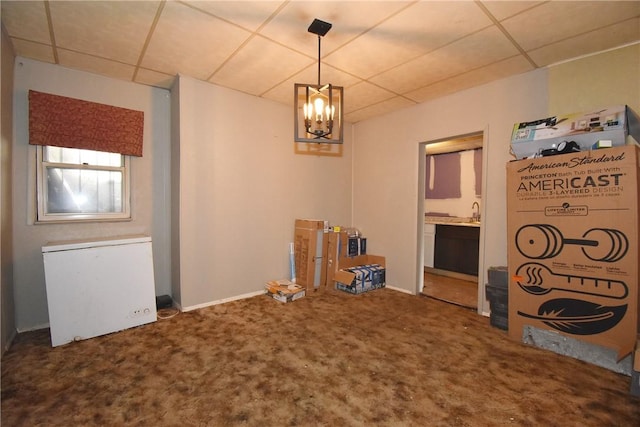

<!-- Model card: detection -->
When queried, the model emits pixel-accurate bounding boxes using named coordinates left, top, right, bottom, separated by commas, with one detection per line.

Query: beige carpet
left=2, top=287, right=638, bottom=426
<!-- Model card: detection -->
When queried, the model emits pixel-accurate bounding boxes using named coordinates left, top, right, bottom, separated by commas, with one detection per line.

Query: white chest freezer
left=42, top=235, right=157, bottom=347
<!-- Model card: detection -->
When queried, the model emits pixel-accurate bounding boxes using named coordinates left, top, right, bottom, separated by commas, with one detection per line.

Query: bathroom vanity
left=424, top=216, right=480, bottom=276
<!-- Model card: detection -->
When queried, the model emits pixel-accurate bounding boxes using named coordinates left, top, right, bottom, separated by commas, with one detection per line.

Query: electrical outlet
left=129, top=307, right=149, bottom=318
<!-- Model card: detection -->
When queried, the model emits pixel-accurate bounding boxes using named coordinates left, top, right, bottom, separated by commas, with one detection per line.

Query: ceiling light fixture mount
left=294, top=18, right=344, bottom=144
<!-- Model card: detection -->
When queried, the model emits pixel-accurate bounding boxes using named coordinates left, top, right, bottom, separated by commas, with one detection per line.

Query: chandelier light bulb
left=314, top=97, right=324, bottom=122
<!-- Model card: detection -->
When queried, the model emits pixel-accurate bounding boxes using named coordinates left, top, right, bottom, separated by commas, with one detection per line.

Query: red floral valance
left=29, top=90, right=144, bottom=157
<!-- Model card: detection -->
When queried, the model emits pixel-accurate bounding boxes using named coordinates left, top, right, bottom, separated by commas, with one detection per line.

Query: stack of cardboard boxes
left=293, top=219, right=386, bottom=295
left=506, top=105, right=640, bottom=393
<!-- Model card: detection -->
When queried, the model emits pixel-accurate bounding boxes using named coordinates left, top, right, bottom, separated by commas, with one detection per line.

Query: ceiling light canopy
left=294, top=19, right=344, bottom=144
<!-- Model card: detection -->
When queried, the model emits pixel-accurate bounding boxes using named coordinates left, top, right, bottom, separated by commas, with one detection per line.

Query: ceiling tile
left=57, top=49, right=136, bottom=81
left=183, top=1, right=285, bottom=32
left=343, top=81, right=397, bottom=113
left=325, top=0, right=493, bottom=79
left=262, top=63, right=362, bottom=107
left=1, top=1, right=50, bottom=44
left=135, top=68, right=176, bottom=90
left=405, top=55, right=533, bottom=103
left=502, top=1, right=640, bottom=51
left=209, top=35, right=312, bottom=96
left=345, top=95, right=415, bottom=123
left=49, top=1, right=160, bottom=65
left=3, top=0, right=639, bottom=125
left=371, top=26, right=519, bottom=94
left=11, top=39, right=55, bottom=64
left=479, top=1, right=544, bottom=21
left=259, top=1, right=411, bottom=58
left=528, top=18, right=640, bottom=67
left=141, top=1, right=251, bottom=80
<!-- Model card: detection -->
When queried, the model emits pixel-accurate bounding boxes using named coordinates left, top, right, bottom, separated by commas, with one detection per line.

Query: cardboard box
left=631, top=338, right=640, bottom=396
left=326, top=229, right=340, bottom=287
left=294, top=219, right=328, bottom=292
left=510, top=105, right=640, bottom=159
left=506, top=145, right=640, bottom=360
left=334, top=255, right=386, bottom=294
left=326, top=227, right=370, bottom=289
left=337, top=230, right=367, bottom=260
left=265, top=280, right=305, bottom=303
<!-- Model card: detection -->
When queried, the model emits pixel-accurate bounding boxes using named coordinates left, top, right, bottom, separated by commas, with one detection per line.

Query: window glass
left=45, top=168, right=123, bottom=214
left=44, top=146, right=123, bottom=167
left=37, top=146, right=130, bottom=222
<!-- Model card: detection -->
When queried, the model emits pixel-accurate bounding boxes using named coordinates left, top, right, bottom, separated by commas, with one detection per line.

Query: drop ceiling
left=2, top=1, right=639, bottom=123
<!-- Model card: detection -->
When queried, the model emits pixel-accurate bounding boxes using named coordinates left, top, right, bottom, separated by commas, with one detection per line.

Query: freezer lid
left=42, top=234, right=151, bottom=252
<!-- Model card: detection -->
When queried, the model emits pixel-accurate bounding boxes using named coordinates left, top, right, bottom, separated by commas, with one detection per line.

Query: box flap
left=334, top=269, right=355, bottom=285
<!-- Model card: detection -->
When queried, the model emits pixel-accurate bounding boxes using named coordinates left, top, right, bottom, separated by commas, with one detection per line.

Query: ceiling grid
left=2, top=0, right=638, bottom=123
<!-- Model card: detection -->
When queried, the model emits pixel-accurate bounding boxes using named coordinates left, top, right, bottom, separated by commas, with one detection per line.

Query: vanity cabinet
left=434, top=224, right=479, bottom=275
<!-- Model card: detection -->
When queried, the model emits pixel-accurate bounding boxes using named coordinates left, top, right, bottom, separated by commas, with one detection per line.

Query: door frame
left=416, top=129, right=489, bottom=315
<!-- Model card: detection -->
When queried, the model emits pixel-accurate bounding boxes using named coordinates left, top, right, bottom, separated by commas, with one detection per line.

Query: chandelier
left=294, top=18, right=344, bottom=144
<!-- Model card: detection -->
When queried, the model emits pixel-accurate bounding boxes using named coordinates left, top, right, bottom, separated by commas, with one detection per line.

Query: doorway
left=417, top=131, right=486, bottom=311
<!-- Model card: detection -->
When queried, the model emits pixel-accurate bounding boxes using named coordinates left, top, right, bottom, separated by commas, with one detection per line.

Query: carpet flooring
left=2, top=287, right=638, bottom=426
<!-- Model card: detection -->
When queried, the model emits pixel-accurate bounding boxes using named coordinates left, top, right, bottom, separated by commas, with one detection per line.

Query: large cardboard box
left=510, top=105, right=640, bottom=159
left=506, top=145, right=640, bottom=360
left=294, top=219, right=328, bottom=292
left=326, top=229, right=340, bottom=287
left=325, top=228, right=366, bottom=283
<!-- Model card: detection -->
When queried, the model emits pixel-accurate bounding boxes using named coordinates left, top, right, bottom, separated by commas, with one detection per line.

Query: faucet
left=472, top=202, right=480, bottom=222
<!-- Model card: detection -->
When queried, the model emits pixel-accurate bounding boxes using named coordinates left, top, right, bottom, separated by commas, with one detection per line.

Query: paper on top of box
left=265, top=279, right=303, bottom=293
left=265, top=279, right=305, bottom=303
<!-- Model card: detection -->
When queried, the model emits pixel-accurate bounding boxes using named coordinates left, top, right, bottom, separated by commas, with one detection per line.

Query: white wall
left=352, top=69, right=549, bottom=313
left=173, top=75, right=352, bottom=309
left=12, top=58, right=171, bottom=331
left=548, top=43, right=639, bottom=116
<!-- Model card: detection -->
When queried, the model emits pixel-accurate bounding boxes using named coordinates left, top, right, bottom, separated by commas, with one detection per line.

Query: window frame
left=35, top=146, right=131, bottom=223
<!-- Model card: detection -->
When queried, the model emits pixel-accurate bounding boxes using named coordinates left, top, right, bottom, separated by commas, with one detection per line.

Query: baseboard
left=180, top=290, right=266, bottom=312
left=16, top=322, right=50, bottom=333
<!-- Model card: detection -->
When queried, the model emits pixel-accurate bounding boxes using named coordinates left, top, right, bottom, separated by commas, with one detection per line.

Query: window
left=36, top=146, right=130, bottom=222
